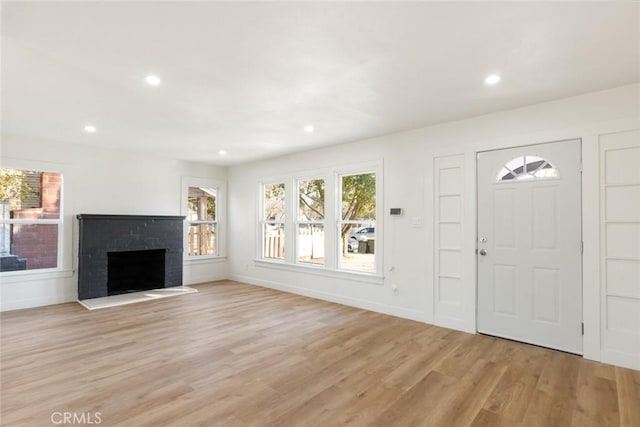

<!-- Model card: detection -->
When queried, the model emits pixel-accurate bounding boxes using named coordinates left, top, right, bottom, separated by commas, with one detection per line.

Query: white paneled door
left=477, top=140, right=583, bottom=354
left=599, top=130, right=640, bottom=369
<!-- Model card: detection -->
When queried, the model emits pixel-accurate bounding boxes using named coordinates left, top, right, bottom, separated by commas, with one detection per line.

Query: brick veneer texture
left=77, top=214, right=185, bottom=300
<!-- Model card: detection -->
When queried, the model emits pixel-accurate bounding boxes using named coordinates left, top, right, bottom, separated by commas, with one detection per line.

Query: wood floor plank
left=471, top=408, right=519, bottom=427
left=373, top=370, right=458, bottom=427
left=425, top=358, right=508, bottom=427
left=615, top=367, right=640, bottom=427
left=481, top=345, right=550, bottom=423
left=521, top=389, right=576, bottom=427
left=573, top=360, right=620, bottom=426
left=1, top=280, right=638, bottom=426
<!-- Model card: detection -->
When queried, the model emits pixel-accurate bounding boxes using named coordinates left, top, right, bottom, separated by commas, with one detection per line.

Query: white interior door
left=477, top=139, right=583, bottom=354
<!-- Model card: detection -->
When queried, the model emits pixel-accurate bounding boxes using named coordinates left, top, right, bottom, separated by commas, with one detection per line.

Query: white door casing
left=477, top=139, right=583, bottom=354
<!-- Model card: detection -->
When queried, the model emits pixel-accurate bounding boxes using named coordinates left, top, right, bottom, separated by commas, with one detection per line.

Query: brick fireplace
left=76, top=214, right=185, bottom=300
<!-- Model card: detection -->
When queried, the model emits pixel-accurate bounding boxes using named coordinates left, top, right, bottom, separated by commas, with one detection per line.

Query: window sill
left=1, top=268, right=75, bottom=283
left=253, top=259, right=384, bottom=285
left=184, top=256, right=227, bottom=265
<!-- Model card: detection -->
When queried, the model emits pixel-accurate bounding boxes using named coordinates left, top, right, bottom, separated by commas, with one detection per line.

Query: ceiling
left=2, top=2, right=639, bottom=165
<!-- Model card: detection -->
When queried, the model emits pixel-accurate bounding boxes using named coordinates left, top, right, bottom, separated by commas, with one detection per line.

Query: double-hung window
left=257, top=164, right=381, bottom=279
left=296, top=179, right=325, bottom=265
left=186, top=186, right=218, bottom=256
left=183, top=177, right=225, bottom=259
left=262, top=182, right=285, bottom=260
left=338, top=171, right=376, bottom=273
left=0, top=168, right=63, bottom=272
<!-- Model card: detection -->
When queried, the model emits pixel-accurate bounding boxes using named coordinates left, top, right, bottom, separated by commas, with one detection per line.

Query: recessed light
left=304, top=125, right=315, bottom=133
left=219, top=150, right=227, bottom=155
left=485, top=74, right=501, bottom=85
left=84, top=125, right=96, bottom=133
left=145, top=75, right=161, bottom=86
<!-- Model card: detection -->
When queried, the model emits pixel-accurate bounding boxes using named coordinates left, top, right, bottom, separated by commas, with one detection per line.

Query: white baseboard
left=228, top=273, right=426, bottom=323
left=1, top=293, right=77, bottom=312
left=183, top=273, right=228, bottom=286
left=601, top=349, right=640, bottom=371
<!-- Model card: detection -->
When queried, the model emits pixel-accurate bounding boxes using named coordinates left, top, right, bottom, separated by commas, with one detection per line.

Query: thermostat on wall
left=390, top=208, right=403, bottom=216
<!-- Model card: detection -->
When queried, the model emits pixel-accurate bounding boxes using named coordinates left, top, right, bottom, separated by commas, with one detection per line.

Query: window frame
left=255, top=160, right=383, bottom=281
left=336, top=167, right=381, bottom=275
left=295, top=176, right=326, bottom=266
left=181, top=176, right=226, bottom=261
left=0, top=167, right=64, bottom=276
left=496, top=155, right=560, bottom=183
left=259, top=180, right=287, bottom=262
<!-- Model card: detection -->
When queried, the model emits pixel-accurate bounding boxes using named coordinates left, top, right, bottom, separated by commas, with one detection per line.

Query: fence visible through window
left=297, top=224, right=324, bottom=264
left=263, top=224, right=284, bottom=259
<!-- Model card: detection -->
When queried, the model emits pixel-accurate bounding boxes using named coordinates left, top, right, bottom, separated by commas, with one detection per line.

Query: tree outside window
left=339, top=172, right=376, bottom=272
left=297, top=179, right=325, bottom=265
left=258, top=168, right=379, bottom=275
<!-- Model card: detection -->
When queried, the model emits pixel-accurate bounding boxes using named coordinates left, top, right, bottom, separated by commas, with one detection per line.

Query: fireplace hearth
left=77, top=214, right=185, bottom=300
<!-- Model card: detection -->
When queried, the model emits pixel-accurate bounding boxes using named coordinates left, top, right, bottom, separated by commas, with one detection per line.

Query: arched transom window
left=497, top=155, right=558, bottom=182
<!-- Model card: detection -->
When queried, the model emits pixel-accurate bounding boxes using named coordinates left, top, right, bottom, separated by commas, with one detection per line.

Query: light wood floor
left=1, top=281, right=639, bottom=427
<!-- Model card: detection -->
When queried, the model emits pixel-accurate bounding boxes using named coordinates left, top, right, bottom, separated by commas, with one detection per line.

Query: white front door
left=477, top=139, right=583, bottom=354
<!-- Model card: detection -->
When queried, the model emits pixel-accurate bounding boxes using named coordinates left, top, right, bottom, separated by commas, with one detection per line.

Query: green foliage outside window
left=341, top=173, right=376, bottom=240
left=0, top=169, right=36, bottom=210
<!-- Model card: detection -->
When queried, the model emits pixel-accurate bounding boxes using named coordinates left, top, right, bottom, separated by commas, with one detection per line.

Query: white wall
left=228, top=84, right=640, bottom=369
left=0, top=135, right=228, bottom=310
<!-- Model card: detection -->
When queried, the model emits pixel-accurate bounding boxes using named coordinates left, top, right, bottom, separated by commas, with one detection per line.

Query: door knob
left=479, top=249, right=488, bottom=256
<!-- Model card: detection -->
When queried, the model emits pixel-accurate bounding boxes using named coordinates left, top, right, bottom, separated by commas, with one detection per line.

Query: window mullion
left=284, top=179, right=296, bottom=264
left=322, top=172, right=337, bottom=270
left=0, top=219, right=61, bottom=225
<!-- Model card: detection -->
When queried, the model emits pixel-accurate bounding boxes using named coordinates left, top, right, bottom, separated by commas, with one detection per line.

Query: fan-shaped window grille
left=497, top=155, right=558, bottom=182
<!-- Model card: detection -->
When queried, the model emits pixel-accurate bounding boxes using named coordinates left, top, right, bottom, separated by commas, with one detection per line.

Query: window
left=338, top=172, right=376, bottom=273
left=183, top=176, right=225, bottom=259
left=262, top=182, right=285, bottom=260
left=0, top=168, right=62, bottom=272
left=186, top=186, right=218, bottom=256
left=297, top=179, right=325, bottom=265
left=257, top=163, right=382, bottom=280
left=497, top=155, right=558, bottom=182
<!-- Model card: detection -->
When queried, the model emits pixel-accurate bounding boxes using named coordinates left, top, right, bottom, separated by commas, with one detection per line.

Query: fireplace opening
left=107, top=249, right=167, bottom=296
